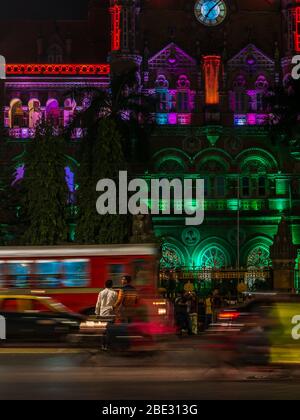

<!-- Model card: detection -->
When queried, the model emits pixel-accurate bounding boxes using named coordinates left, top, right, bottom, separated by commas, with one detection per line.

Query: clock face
left=194, top=0, right=227, bottom=27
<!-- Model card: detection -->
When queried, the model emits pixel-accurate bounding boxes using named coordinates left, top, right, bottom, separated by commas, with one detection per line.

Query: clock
left=194, top=0, right=227, bottom=27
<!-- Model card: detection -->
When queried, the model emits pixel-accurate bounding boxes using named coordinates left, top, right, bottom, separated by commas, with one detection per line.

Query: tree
left=0, top=153, right=19, bottom=244
left=68, top=65, right=156, bottom=164
left=22, top=120, right=69, bottom=245
left=265, top=78, right=300, bottom=147
left=76, top=118, right=130, bottom=244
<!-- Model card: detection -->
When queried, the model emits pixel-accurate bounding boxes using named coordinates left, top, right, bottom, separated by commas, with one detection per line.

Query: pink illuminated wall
left=203, top=56, right=221, bottom=105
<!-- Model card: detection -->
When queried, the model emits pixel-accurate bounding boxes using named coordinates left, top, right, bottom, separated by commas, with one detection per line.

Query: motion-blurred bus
left=0, top=244, right=162, bottom=315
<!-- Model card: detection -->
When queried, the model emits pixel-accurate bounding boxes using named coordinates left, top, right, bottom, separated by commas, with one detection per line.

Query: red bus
left=0, top=244, right=160, bottom=314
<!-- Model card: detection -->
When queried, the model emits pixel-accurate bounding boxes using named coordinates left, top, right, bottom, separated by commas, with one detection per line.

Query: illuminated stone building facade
left=1, top=0, right=300, bottom=290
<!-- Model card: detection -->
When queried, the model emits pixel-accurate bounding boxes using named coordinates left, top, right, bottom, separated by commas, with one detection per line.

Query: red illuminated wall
left=203, top=56, right=221, bottom=105
left=6, top=64, right=110, bottom=75
left=295, top=3, right=300, bottom=52
left=110, top=4, right=122, bottom=51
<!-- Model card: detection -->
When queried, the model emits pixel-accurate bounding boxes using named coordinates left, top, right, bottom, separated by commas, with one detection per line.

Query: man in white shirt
left=95, top=279, right=118, bottom=317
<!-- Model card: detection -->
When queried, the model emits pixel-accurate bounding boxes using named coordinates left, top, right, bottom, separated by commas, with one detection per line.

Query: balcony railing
left=8, top=127, right=85, bottom=139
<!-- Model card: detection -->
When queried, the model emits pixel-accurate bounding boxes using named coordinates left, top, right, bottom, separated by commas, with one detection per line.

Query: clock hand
left=204, top=0, right=223, bottom=22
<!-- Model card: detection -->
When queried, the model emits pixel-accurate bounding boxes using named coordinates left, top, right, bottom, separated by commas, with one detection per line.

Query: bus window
left=0, top=261, right=5, bottom=287
left=108, top=264, right=126, bottom=287
left=133, top=259, right=154, bottom=288
left=62, top=259, right=89, bottom=287
left=35, top=260, right=62, bottom=288
left=7, top=261, right=32, bottom=288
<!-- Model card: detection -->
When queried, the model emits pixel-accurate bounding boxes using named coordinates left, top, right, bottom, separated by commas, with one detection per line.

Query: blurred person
left=186, top=292, right=198, bottom=335
left=175, top=292, right=192, bottom=335
left=197, top=298, right=206, bottom=332
left=95, top=279, right=118, bottom=317
left=114, top=275, right=138, bottom=323
left=212, top=289, right=222, bottom=322
left=205, top=294, right=213, bottom=329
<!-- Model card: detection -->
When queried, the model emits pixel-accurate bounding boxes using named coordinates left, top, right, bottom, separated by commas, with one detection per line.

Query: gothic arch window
left=249, top=75, right=269, bottom=113
left=47, top=44, right=63, bottom=64
left=155, top=74, right=170, bottom=112
left=28, top=99, right=41, bottom=128
left=46, top=99, right=60, bottom=127
left=247, top=246, right=271, bottom=269
left=9, top=99, right=24, bottom=128
left=231, top=74, right=249, bottom=113
left=198, top=246, right=228, bottom=269
left=241, top=159, right=268, bottom=174
left=160, top=243, right=184, bottom=269
left=255, top=75, right=269, bottom=92
left=245, top=245, right=272, bottom=290
left=176, top=75, right=191, bottom=113
left=155, top=74, right=169, bottom=90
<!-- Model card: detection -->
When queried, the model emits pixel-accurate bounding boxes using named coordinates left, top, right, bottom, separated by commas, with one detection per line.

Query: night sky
left=0, top=0, right=90, bottom=19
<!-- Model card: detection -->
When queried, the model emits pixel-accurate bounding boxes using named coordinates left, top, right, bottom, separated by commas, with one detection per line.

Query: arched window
left=28, top=99, right=41, bottom=128
left=250, top=75, right=269, bottom=113
left=9, top=99, right=24, bottom=128
left=245, top=245, right=272, bottom=290
left=155, top=74, right=170, bottom=113
left=199, top=246, right=228, bottom=269
left=231, top=74, right=249, bottom=113
left=176, top=75, right=191, bottom=113
left=160, top=243, right=184, bottom=269
left=46, top=99, right=60, bottom=127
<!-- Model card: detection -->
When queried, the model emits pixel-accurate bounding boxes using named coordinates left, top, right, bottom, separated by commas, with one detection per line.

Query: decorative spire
left=270, top=217, right=297, bottom=261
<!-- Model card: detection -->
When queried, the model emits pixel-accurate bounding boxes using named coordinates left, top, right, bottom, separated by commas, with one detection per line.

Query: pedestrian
left=186, top=292, right=198, bottom=335
left=204, top=294, right=213, bottom=329
left=95, top=279, right=118, bottom=351
left=212, top=289, right=222, bottom=322
left=114, top=275, right=139, bottom=323
left=175, top=292, right=192, bottom=335
left=95, top=279, right=118, bottom=317
left=197, top=298, right=206, bottom=332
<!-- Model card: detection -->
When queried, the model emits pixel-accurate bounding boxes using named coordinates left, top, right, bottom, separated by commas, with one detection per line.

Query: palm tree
left=67, top=64, right=156, bottom=244
left=67, top=64, right=156, bottom=163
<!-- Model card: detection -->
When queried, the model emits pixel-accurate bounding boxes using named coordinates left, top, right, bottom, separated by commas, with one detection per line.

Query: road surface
left=0, top=342, right=299, bottom=400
